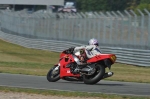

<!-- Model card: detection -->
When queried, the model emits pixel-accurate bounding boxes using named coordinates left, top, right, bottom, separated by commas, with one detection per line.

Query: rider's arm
left=74, top=46, right=86, bottom=52
left=74, top=45, right=96, bottom=52
left=85, top=45, right=96, bottom=51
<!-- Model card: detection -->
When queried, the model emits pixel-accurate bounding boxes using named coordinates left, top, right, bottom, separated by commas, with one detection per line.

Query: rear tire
left=47, top=65, right=60, bottom=82
left=83, top=64, right=105, bottom=84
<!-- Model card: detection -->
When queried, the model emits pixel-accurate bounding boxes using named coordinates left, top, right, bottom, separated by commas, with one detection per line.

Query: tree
left=135, top=3, right=150, bottom=14
left=136, top=0, right=150, bottom=13
left=140, top=0, right=150, bottom=4
left=76, top=0, right=141, bottom=12
left=107, top=0, right=128, bottom=11
left=76, top=0, right=108, bottom=11
left=126, top=0, right=141, bottom=10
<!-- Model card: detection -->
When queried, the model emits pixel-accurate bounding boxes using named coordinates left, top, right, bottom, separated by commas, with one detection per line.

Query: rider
left=66, top=38, right=102, bottom=65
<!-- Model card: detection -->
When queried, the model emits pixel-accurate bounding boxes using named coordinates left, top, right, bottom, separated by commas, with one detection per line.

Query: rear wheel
left=83, top=64, right=105, bottom=84
left=47, top=65, right=60, bottom=82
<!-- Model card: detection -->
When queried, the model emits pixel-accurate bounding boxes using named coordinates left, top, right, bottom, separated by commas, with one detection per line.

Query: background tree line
left=76, top=0, right=150, bottom=12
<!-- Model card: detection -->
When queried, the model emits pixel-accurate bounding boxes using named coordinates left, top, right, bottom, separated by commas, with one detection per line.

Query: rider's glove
left=69, top=47, right=74, bottom=54
left=66, top=47, right=74, bottom=54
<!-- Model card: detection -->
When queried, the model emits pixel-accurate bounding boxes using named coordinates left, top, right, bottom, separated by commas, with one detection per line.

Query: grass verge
left=0, top=86, right=150, bottom=99
left=0, top=39, right=150, bottom=83
left=0, top=39, right=150, bottom=98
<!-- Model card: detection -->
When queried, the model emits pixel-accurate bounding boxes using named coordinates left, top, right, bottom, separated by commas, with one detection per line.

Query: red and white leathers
left=74, top=45, right=102, bottom=59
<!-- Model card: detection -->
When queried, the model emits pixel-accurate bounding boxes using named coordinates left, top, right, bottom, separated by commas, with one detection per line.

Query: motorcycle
left=47, top=49, right=116, bottom=84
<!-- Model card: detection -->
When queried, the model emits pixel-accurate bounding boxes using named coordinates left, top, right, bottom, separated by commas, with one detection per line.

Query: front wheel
left=83, top=64, right=105, bottom=84
left=47, top=65, right=60, bottom=82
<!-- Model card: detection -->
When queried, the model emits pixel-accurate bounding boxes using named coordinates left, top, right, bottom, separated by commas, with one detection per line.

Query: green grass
left=0, top=39, right=150, bottom=83
left=0, top=39, right=150, bottom=98
left=0, top=86, right=150, bottom=99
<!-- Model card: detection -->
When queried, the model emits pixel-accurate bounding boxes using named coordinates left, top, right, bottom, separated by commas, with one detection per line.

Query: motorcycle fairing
left=59, top=52, right=116, bottom=78
left=87, top=54, right=116, bottom=64
left=59, top=55, right=80, bottom=78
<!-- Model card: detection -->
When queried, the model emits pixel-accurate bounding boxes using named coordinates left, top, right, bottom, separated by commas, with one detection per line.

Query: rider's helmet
left=88, top=38, right=99, bottom=46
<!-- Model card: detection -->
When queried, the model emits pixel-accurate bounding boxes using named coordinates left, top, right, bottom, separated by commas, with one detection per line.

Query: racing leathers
left=74, top=45, right=102, bottom=59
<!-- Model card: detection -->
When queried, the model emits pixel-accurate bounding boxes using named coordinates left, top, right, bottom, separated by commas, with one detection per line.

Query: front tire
left=47, top=65, right=60, bottom=82
left=83, top=64, right=105, bottom=84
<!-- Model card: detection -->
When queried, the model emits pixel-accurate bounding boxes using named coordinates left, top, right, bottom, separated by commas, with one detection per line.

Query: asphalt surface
left=0, top=73, right=150, bottom=96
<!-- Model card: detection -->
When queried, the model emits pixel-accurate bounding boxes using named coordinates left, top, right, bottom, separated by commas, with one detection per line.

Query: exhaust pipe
left=80, top=67, right=96, bottom=75
left=103, top=72, right=114, bottom=79
left=80, top=67, right=91, bottom=72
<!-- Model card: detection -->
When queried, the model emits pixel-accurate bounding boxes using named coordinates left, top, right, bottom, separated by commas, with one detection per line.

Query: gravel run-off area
left=0, top=91, right=102, bottom=99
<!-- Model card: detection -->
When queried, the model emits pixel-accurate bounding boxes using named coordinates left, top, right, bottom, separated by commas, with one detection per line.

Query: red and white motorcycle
left=47, top=49, right=116, bottom=84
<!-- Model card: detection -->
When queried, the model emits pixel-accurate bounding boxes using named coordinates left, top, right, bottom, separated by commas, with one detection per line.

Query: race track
left=0, top=73, right=150, bottom=96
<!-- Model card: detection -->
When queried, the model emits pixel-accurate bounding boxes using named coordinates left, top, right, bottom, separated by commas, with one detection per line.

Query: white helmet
left=88, top=38, right=99, bottom=46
